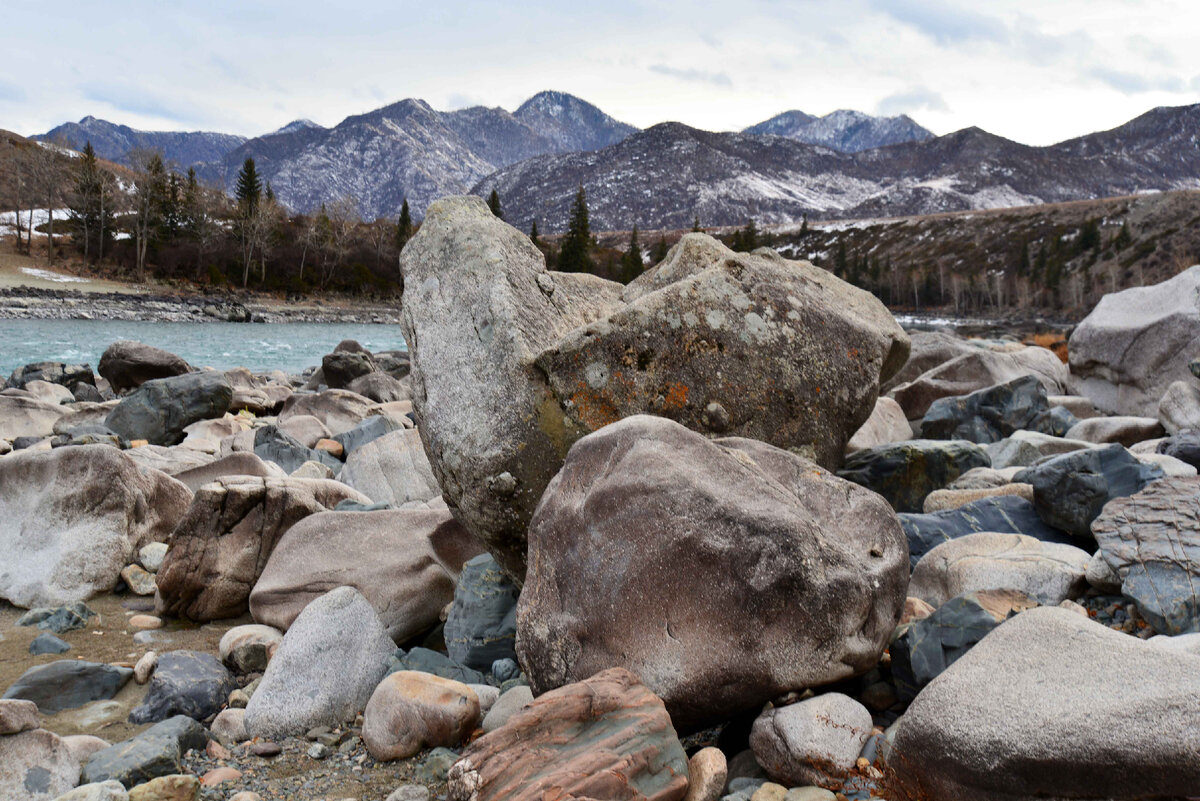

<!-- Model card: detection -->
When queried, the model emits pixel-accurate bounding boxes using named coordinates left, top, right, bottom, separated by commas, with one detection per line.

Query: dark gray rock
left=28, top=632, right=70, bottom=655
left=346, top=372, right=410, bottom=403
left=1014, top=443, right=1164, bottom=538
left=3, top=660, right=132, bottom=712
left=891, top=589, right=1037, bottom=702
left=387, top=647, right=487, bottom=686
left=444, top=554, right=519, bottom=671
left=374, top=350, right=411, bottom=380
left=72, top=382, right=105, bottom=403
left=128, top=650, right=237, bottom=724
left=104, top=372, right=233, bottom=446
left=16, top=602, right=96, bottom=633
left=490, top=658, right=520, bottom=683
left=899, top=496, right=1077, bottom=569
left=1092, top=476, right=1200, bottom=634
left=253, top=425, right=343, bottom=474
left=1157, top=431, right=1200, bottom=469
left=332, top=414, right=402, bottom=456
left=322, top=351, right=376, bottom=389
left=836, top=439, right=990, bottom=513
left=920, top=375, right=1058, bottom=444
left=7, top=361, right=95, bottom=393
left=81, top=715, right=208, bottom=786
left=97, top=341, right=191, bottom=394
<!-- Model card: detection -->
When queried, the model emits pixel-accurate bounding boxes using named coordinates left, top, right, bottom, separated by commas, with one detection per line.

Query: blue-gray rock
left=17, top=602, right=96, bottom=633
left=1092, top=476, right=1200, bottom=634
left=444, top=554, right=519, bottom=671
left=899, top=496, right=1074, bottom=569
left=81, top=715, right=208, bottom=786
left=837, top=440, right=990, bottom=513
left=3, top=661, right=132, bottom=713
left=332, top=414, right=401, bottom=456
left=1156, top=430, right=1200, bottom=470
left=253, top=425, right=342, bottom=474
left=1015, top=443, right=1164, bottom=538
left=29, top=632, right=70, bottom=655
left=414, top=746, right=460, bottom=784
left=128, top=650, right=237, bottom=724
left=388, top=647, right=487, bottom=686
left=920, top=375, right=1059, bottom=444
left=490, top=658, right=520, bottom=683
left=104, top=372, right=232, bottom=446
left=7, top=360, right=96, bottom=392
left=890, top=589, right=1038, bottom=702
left=333, top=499, right=393, bottom=512
left=321, top=350, right=377, bottom=390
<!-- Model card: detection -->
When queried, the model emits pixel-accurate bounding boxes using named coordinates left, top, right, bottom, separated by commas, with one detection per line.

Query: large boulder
left=362, top=672, right=481, bottom=761
left=1014, top=443, right=1163, bottom=538
left=888, top=607, right=1200, bottom=801
left=0, top=728, right=82, bottom=801
left=446, top=667, right=688, bottom=801
left=338, top=429, right=441, bottom=507
left=402, top=197, right=908, bottom=583
left=155, top=476, right=369, bottom=621
left=1069, top=265, right=1200, bottom=416
left=277, top=389, right=374, bottom=436
left=882, top=331, right=996, bottom=394
left=919, top=375, right=1060, bottom=444
left=1064, top=415, right=1164, bottom=447
left=0, top=395, right=71, bottom=440
left=248, top=509, right=480, bottom=641
left=7, top=361, right=95, bottom=393
left=0, top=446, right=190, bottom=607
left=321, top=350, right=376, bottom=390
left=244, top=586, right=395, bottom=739
left=836, top=440, right=990, bottom=513
left=515, top=415, right=908, bottom=730
left=170, top=452, right=284, bottom=493
left=890, top=345, right=1067, bottom=419
left=984, top=429, right=1094, bottom=470
left=898, top=496, right=1074, bottom=569
left=127, top=651, right=236, bottom=725
left=908, top=532, right=1091, bottom=608
left=1092, top=476, right=1200, bottom=634
left=97, top=341, right=190, bottom=394
left=104, top=373, right=233, bottom=446
left=845, top=396, right=912, bottom=454
left=1157, top=379, right=1200, bottom=435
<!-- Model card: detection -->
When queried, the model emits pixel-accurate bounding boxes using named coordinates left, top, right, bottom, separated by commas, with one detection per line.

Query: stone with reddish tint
left=363, top=671, right=480, bottom=761
left=447, top=668, right=688, bottom=801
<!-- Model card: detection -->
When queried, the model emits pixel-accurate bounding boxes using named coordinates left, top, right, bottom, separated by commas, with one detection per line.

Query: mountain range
left=34, top=93, right=1200, bottom=231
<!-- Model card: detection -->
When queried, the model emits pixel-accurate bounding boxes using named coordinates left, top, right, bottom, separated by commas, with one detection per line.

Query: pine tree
left=1114, top=222, right=1132, bottom=251
left=487, top=189, right=503, bottom=219
left=619, top=225, right=644, bottom=283
left=265, top=182, right=275, bottom=204
left=799, top=214, right=808, bottom=236
left=651, top=236, right=670, bottom=264
left=235, top=157, right=262, bottom=214
left=396, top=199, right=413, bottom=250
left=68, top=141, right=111, bottom=262
left=558, top=185, right=592, bottom=273
left=835, top=240, right=848, bottom=278
left=692, top=215, right=702, bottom=233
left=529, top=220, right=541, bottom=248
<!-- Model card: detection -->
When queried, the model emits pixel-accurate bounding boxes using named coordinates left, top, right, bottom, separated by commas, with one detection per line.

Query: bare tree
left=318, top=196, right=360, bottom=289
left=127, top=148, right=166, bottom=282
left=28, top=143, right=68, bottom=262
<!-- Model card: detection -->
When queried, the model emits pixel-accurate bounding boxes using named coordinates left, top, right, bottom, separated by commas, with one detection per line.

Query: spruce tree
left=799, top=214, right=808, bottom=236
left=68, top=141, right=110, bottom=262
left=235, top=157, right=262, bottom=214
left=619, top=225, right=643, bottom=283
left=265, top=181, right=275, bottom=204
left=396, top=199, right=413, bottom=250
left=487, top=189, right=504, bottom=219
left=692, top=215, right=702, bottom=232
left=558, top=185, right=592, bottom=273
left=650, top=236, right=670, bottom=264
left=1114, top=222, right=1132, bottom=251
left=529, top=220, right=542, bottom=248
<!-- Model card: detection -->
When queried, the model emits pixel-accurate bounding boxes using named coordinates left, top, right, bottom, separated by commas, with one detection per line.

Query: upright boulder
left=444, top=554, right=520, bottom=671
left=104, top=372, right=233, bottom=446
left=516, top=415, right=908, bottom=730
left=888, top=607, right=1200, bottom=801
left=338, top=428, right=441, bottom=507
left=155, top=476, right=369, bottom=621
left=1092, top=476, right=1200, bottom=634
left=1069, top=265, right=1200, bottom=416
left=244, top=586, right=395, bottom=739
left=249, top=509, right=480, bottom=641
left=402, top=197, right=908, bottom=582
left=97, top=341, right=190, bottom=394
left=0, top=446, right=190, bottom=608
left=447, top=668, right=688, bottom=801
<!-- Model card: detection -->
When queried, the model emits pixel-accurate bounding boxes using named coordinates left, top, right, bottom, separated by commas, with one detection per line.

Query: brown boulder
left=249, top=509, right=481, bottom=641
left=516, top=415, right=908, bottom=730
left=171, top=452, right=285, bottom=493
left=447, top=667, right=688, bottom=801
left=98, top=340, right=191, bottom=394
left=278, top=389, right=373, bottom=435
left=362, top=671, right=481, bottom=761
left=891, top=345, right=1068, bottom=419
left=155, top=476, right=369, bottom=621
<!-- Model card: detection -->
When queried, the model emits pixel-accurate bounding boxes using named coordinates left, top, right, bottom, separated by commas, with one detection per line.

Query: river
left=0, top=319, right=406, bottom=377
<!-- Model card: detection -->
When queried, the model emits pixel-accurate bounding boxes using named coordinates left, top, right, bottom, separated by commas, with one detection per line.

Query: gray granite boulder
left=888, top=607, right=1200, bottom=801
left=1092, top=476, right=1200, bottom=634
left=837, top=440, right=990, bottom=513
left=891, top=344, right=1067, bottom=419
left=0, top=728, right=82, bottom=801
left=1064, top=415, right=1164, bottom=447
left=899, top=496, right=1078, bottom=570
left=7, top=361, right=95, bottom=393
left=402, top=197, right=908, bottom=583
left=104, top=372, right=232, bottom=446
left=1014, top=443, right=1164, bottom=538
left=984, top=430, right=1094, bottom=469
left=1157, top=379, right=1200, bottom=435
left=244, top=586, right=395, bottom=738
left=444, top=554, right=519, bottom=671
left=277, top=389, right=373, bottom=436
left=516, top=415, right=908, bottom=730
left=252, top=425, right=343, bottom=475
left=338, top=429, right=440, bottom=507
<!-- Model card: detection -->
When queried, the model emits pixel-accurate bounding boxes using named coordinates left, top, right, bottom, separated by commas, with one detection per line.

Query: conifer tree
left=799, top=214, right=808, bottom=236
left=68, top=141, right=111, bottom=262
left=1113, top=222, right=1132, bottom=251
left=529, top=220, right=541, bottom=248
left=487, top=189, right=503, bottom=219
left=235, top=157, right=262, bottom=214
left=396, top=199, right=413, bottom=250
left=558, top=185, right=592, bottom=273
left=619, top=225, right=643, bottom=283
left=265, top=182, right=275, bottom=204
left=692, top=215, right=702, bottom=232
left=650, top=236, right=670, bottom=264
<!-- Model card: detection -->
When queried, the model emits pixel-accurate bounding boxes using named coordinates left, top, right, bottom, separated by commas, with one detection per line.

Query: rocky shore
left=0, top=285, right=401, bottom=325
left=2, top=196, right=1199, bottom=801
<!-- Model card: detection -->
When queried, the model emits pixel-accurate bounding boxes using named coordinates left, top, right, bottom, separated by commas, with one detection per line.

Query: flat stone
left=82, top=716, right=208, bottom=787
left=4, top=661, right=132, bottom=713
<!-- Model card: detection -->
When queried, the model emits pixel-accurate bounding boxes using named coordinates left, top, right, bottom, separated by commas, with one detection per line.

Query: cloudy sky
left=3, top=0, right=1198, bottom=145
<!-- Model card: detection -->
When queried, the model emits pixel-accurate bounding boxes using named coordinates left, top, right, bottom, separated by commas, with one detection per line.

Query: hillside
left=743, top=109, right=933, bottom=152
left=38, top=116, right=246, bottom=168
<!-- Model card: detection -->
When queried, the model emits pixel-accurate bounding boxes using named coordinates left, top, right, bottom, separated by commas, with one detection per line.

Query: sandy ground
left=0, top=251, right=144, bottom=293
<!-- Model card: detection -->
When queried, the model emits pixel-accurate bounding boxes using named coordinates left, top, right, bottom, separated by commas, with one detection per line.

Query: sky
left=2, top=0, right=1199, bottom=146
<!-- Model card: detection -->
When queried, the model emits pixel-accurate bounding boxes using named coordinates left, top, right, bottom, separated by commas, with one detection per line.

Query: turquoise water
left=0, top=319, right=406, bottom=378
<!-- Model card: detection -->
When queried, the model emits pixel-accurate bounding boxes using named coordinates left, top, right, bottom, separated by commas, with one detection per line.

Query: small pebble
left=128, top=614, right=163, bottom=630
left=200, top=766, right=242, bottom=786
left=250, top=740, right=282, bottom=757
left=307, top=742, right=331, bottom=760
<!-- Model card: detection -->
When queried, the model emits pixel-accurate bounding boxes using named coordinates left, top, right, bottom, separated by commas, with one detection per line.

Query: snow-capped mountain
left=37, top=116, right=246, bottom=168
left=271, top=119, right=325, bottom=136
left=476, top=104, right=1200, bottom=232
left=743, top=109, right=933, bottom=152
